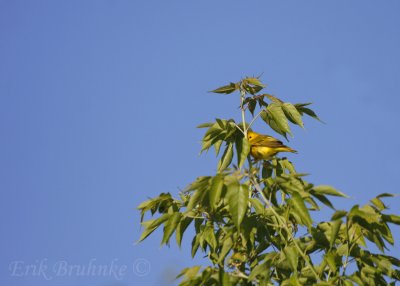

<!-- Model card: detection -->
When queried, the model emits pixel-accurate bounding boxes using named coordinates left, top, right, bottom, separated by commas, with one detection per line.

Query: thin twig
left=240, top=89, right=248, bottom=138
left=233, top=122, right=245, bottom=135
left=246, top=108, right=265, bottom=132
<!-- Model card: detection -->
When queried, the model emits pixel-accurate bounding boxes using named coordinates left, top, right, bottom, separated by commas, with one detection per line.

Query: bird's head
left=247, top=131, right=257, bottom=142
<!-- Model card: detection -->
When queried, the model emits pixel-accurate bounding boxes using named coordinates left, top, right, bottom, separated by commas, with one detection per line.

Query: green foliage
left=138, top=77, right=399, bottom=285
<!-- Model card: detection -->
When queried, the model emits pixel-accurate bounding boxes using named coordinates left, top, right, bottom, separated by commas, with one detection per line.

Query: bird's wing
left=251, top=135, right=286, bottom=148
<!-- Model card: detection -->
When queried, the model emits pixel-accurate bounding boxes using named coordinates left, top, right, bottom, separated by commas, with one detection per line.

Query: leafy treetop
left=138, top=77, right=400, bottom=286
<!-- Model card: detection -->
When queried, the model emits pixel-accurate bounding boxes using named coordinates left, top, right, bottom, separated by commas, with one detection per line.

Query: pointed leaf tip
left=211, top=83, right=238, bottom=94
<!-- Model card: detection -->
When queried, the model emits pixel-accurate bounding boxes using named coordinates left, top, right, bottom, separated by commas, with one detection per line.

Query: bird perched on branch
left=247, top=131, right=297, bottom=160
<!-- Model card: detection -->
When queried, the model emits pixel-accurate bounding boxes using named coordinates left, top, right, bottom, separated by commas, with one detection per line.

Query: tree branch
left=249, top=176, right=321, bottom=283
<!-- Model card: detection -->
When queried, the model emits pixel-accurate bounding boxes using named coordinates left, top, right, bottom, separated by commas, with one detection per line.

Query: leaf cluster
left=137, top=77, right=400, bottom=285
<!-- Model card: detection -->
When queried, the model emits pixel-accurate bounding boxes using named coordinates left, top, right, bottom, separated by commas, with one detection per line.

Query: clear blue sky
left=1, top=1, right=400, bottom=285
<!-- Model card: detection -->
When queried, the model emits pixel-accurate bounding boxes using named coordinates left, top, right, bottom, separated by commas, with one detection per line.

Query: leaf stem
left=233, top=122, right=245, bottom=135
left=240, top=89, right=248, bottom=138
left=246, top=108, right=265, bottom=132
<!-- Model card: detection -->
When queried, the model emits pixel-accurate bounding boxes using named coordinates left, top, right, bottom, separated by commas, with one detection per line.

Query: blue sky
left=1, top=1, right=400, bottom=285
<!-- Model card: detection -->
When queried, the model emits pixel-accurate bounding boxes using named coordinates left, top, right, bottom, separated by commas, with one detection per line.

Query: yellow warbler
left=247, top=131, right=297, bottom=160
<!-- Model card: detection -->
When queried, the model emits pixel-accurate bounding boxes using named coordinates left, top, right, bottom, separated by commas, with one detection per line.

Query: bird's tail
left=281, top=146, right=297, bottom=154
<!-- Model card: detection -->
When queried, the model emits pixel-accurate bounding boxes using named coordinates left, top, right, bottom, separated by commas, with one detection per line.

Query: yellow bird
left=247, top=131, right=297, bottom=160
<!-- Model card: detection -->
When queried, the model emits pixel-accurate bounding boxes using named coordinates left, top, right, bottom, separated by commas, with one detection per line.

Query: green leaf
left=137, top=198, right=153, bottom=211
left=361, top=264, right=378, bottom=276
left=311, top=193, right=335, bottom=210
left=200, top=139, right=214, bottom=154
left=311, top=226, right=330, bottom=248
left=288, top=276, right=303, bottom=286
left=137, top=193, right=173, bottom=221
left=266, top=103, right=291, bottom=136
left=295, top=104, right=322, bottom=122
left=262, top=162, right=273, bottom=179
left=371, top=256, right=394, bottom=276
left=325, top=252, right=337, bottom=273
left=204, top=224, right=217, bottom=250
left=191, top=235, right=200, bottom=258
left=260, top=110, right=281, bottom=137
left=200, top=267, right=213, bottom=283
left=343, top=280, right=353, bottom=286
left=197, top=122, right=214, bottom=128
left=218, top=236, right=233, bottom=264
left=139, top=214, right=171, bottom=242
left=331, top=210, right=347, bottom=220
left=350, top=205, right=380, bottom=224
left=313, top=185, right=348, bottom=197
left=249, top=262, right=270, bottom=280
left=214, top=139, right=223, bottom=156
left=249, top=198, right=265, bottom=215
left=227, top=181, right=249, bottom=230
left=203, top=125, right=223, bottom=141
left=209, top=175, right=224, bottom=210
left=370, top=197, right=386, bottom=211
left=201, top=123, right=231, bottom=153
left=218, top=143, right=234, bottom=172
left=315, top=282, right=334, bottom=286
left=244, top=77, right=265, bottom=87
left=337, top=244, right=348, bottom=256
left=282, top=103, right=304, bottom=128
left=219, top=269, right=230, bottom=286
left=162, top=212, right=182, bottom=245
left=211, top=83, right=238, bottom=94
left=382, top=214, right=400, bottom=225
left=236, top=136, right=250, bottom=169
left=248, top=100, right=257, bottom=116
left=177, top=265, right=201, bottom=279
left=216, top=118, right=227, bottom=129
left=243, top=83, right=264, bottom=95
left=137, top=199, right=156, bottom=222
left=194, top=217, right=204, bottom=233
left=185, top=178, right=211, bottom=211
left=263, top=93, right=283, bottom=103
left=283, top=245, right=298, bottom=271
left=376, top=193, right=396, bottom=199
left=348, top=274, right=363, bottom=285
left=330, top=220, right=342, bottom=248
left=290, top=192, right=312, bottom=228
left=186, top=176, right=211, bottom=192
left=186, top=189, right=207, bottom=212
left=176, top=217, right=193, bottom=247
left=279, top=158, right=296, bottom=174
